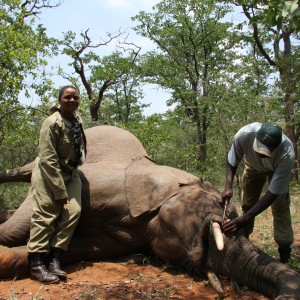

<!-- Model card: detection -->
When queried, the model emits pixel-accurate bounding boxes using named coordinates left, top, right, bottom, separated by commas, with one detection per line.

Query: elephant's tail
left=0, top=161, right=34, bottom=184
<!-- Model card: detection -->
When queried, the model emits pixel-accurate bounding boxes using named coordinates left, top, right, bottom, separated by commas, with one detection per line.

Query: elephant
left=0, top=125, right=299, bottom=299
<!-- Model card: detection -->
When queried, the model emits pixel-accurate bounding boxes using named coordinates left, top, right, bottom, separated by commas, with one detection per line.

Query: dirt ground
left=0, top=224, right=299, bottom=300
left=0, top=259, right=268, bottom=300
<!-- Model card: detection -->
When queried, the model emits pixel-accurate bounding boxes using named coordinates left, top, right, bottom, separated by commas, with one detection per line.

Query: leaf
left=282, top=8, right=290, bottom=17
left=290, top=0, right=299, bottom=13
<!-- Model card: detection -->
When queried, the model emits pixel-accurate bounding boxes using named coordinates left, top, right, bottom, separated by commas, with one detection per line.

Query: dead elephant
left=0, top=125, right=299, bottom=299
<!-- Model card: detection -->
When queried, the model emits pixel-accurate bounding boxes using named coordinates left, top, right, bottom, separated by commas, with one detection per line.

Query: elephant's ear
left=125, top=157, right=199, bottom=217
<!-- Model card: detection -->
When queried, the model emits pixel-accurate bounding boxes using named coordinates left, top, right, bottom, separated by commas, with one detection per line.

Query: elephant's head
left=143, top=179, right=300, bottom=299
left=147, top=180, right=229, bottom=270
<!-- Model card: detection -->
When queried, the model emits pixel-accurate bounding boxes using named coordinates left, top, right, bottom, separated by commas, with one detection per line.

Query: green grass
left=0, top=183, right=29, bottom=210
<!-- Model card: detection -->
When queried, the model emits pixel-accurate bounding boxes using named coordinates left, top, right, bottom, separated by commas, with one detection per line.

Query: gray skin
left=0, top=125, right=299, bottom=299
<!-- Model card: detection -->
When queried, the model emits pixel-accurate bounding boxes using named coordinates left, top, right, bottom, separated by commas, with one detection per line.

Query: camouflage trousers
left=27, top=168, right=82, bottom=254
left=241, top=163, right=294, bottom=247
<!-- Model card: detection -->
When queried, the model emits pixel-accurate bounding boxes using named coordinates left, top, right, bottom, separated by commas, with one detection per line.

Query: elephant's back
left=84, top=126, right=148, bottom=164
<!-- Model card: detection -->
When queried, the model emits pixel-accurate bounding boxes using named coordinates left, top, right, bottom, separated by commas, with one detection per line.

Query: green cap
left=253, top=123, right=282, bottom=157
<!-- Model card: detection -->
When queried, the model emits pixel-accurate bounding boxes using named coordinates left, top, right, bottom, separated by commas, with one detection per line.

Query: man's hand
left=221, top=187, right=233, bottom=204
left=221, top=163, right=237, bottom=205
left=223, top=216, right=247, bottom=235
left=223, top=191, right=278, bottom=235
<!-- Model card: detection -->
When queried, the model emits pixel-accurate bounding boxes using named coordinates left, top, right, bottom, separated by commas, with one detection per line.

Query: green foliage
left=127, top=112, right=197, bottom=168
left=0, top=183, right=29, bottom=210
left=122, top=113, right=176, bottom=162
left=133, top=0, right=243, bottom=169
left=133, top=0, right=287, bottom=176
left=0, top=107, right=46, bottom=168
left=227, top=0, right=300, bottom=178
left=0, top=0, right=59, bottom=183
left=124, top=108, right=225, bottom=186
left=0, top=0, right=56, bottom=103
left=236, top=0, right=300, bottom=32
left=60, top=31, right=147, bottom=122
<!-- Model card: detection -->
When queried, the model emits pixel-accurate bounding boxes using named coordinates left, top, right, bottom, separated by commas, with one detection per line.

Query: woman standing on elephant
left=27, top=85, right=87, bottom=284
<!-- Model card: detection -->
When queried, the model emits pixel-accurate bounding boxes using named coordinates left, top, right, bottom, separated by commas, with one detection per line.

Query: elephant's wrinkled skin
left=0, top=125, right=299, bottom=299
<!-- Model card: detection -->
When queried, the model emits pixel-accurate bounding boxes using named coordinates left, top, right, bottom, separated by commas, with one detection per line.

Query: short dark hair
left=58, top=85, right=78, bottom=102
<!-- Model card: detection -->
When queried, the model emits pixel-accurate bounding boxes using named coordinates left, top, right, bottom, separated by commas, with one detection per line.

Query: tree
left=233, top=1, right=300, bottom=32
left=133, top=0, right=240, bottom=169
left=0, top=1, right=61, bottom=209
left=229, top=1, right=300, bottom=179
left=0, top=0, right=59, bottom=104
left=89, top=51, right=148, bottom=124
left=0, top=0, right=60, bottom=166
left=60, top=30, right=145, bottom=123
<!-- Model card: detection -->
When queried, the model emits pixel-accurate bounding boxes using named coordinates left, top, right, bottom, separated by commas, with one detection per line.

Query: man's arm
left=222, top=163, right=238, bottom=204
left=223, top=190, right=278, bottom=234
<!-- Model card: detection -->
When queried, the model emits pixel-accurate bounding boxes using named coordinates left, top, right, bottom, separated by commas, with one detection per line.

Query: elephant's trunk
left=207, top=234, right=300, bottom=299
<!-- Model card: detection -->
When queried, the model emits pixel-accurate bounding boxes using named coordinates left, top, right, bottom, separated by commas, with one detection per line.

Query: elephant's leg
left=0, top=245, right=28, bottom=279
left=0, top=193, right=32, bottom=246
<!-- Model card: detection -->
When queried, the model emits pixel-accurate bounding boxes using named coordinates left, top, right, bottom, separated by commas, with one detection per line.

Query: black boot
left=28, top=253, right=59, bottom=284
left=48, top=248, right=67, bottom=279
left=278, top=245, right=291, bottom=264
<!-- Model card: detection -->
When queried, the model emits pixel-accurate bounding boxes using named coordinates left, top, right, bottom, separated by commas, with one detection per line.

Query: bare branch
left=0, top=106, right=48, bottom=123
left=241, top=4, right=276, bottom=67
left=21, top=0, right=62, bottom=18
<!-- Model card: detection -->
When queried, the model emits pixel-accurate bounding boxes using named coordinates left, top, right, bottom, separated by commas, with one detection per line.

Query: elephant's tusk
left=211, top=222, right=224, bottom=251
left=207, top=270, right=225, bottom=296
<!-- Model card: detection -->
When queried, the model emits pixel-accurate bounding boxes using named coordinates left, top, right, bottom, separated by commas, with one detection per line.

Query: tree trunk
left=277, top=32, right=297, bottom=180
left=284, top=92, right=298, bottom=181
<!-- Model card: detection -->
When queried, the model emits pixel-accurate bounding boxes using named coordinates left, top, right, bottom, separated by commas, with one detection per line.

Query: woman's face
left=59, top=87, right=80, bottom=114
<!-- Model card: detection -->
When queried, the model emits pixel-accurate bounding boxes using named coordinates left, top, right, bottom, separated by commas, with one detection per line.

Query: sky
left=35, top=0, right=172, bottom=115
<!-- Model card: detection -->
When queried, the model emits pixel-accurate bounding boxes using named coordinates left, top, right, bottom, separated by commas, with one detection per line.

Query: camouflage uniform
left=27, top=106, right=86, bottom=254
